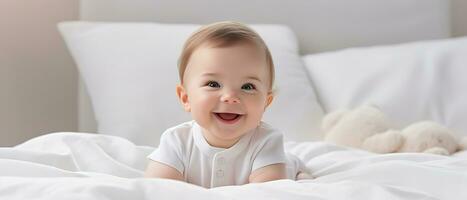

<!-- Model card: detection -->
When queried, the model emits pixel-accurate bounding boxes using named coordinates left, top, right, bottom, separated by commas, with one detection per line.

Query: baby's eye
left=241, top=83, right=256, bottom=91
left=206, top=81, right=221, bottom=88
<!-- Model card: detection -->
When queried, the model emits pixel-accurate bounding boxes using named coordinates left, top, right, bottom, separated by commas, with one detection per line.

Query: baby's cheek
left=247, top=104, right=267, bottom=120
left=252, top=96, right=269, bottom=110
left=189, top=99, right=210, bottom=120
left=191, top=109, right=210, bottom=128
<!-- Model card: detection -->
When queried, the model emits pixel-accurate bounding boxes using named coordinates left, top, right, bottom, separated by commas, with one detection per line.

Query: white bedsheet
left=1, top=132, right=466, bottom=200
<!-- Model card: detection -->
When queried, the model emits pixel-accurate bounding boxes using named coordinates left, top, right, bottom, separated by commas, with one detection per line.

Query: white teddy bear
left=323, top=105, right=467, bottom=155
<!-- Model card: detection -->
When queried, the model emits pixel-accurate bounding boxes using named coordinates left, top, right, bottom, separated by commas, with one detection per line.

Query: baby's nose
left=220, top=92, right=240, bottom=104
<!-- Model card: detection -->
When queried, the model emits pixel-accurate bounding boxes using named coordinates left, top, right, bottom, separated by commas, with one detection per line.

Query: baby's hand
left=296, top=172, right=313, bottom=180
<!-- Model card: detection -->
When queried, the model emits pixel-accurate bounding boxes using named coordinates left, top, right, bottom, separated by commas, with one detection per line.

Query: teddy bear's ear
left=322, top=109, right=349, bottom=133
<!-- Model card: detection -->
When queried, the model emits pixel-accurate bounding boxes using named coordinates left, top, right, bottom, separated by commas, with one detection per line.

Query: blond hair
left=178, top=21, right=275, bottom=89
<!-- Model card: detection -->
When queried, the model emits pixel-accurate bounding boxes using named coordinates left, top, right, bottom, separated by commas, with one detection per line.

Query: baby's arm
left=144, top=160, right=184, bottom=181
left=249, top=163, right=286, bottom=183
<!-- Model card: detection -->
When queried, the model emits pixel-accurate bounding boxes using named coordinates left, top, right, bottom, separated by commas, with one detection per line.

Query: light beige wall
left=0, top=0, right=79, bottom=146
left=452, top=0, right=467, bottom=36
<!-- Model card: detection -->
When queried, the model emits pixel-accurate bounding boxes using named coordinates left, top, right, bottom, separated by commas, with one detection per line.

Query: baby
left=145, top=21, right=308, bottom=188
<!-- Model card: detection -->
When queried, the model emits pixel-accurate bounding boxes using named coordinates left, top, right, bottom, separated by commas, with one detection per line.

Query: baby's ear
left=265, top=91, right=274, bottom=109
left=176, top=84, right=191, bottom=112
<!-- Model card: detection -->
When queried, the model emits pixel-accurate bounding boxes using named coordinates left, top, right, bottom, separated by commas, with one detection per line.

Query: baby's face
left=179, top=43, right=273, bottom=148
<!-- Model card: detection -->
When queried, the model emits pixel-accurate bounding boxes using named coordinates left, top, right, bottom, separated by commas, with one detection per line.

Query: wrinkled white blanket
left=1, top=132, right=466, bottom=200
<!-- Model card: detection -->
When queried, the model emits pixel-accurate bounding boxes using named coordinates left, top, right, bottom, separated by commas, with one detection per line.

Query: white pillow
left=303, top=37, right=467, bottom=136
left=59, top=21, right=324, bottom=146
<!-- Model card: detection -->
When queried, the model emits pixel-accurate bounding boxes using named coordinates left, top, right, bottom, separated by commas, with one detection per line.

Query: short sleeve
left=251, top=131, right=287, bottom=171
left=147, top=130, right=184, bottom=174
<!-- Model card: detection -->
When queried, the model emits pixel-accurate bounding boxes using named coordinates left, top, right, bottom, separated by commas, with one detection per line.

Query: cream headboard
left=77, top=0, right=451, bottom=132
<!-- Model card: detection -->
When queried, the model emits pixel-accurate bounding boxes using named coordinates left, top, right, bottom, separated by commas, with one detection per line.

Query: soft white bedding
left=1, top=132, right=466, bottom=199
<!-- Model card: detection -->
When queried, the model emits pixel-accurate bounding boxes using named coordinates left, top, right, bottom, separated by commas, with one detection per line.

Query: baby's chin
left=214, top=123, right=258, bottom=137
left=207, top=125, right=251, bottom=139
left=210, top=127, right=245, bottom=139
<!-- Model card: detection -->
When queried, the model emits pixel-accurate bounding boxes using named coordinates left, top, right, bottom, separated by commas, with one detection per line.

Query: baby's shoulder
left=251, top=121, right=284, bottom=144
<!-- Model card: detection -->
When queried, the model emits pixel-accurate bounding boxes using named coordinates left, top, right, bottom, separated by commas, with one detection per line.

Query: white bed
left=1, top=132, right=467, bottom=199
left=2, top=0, right=467, bottom=199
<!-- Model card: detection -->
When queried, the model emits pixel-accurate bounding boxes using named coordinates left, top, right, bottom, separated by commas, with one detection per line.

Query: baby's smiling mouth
left=213, top=112, right=243, bottom=124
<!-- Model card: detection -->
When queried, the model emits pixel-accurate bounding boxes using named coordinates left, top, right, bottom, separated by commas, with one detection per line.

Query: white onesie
left=147, top=120, right=304, bottom=188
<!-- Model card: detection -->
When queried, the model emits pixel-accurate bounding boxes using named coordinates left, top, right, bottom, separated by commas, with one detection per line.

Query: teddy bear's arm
left=423, top=147, right=449, bottom=155
left=362, top=130, right=404, bottom=153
